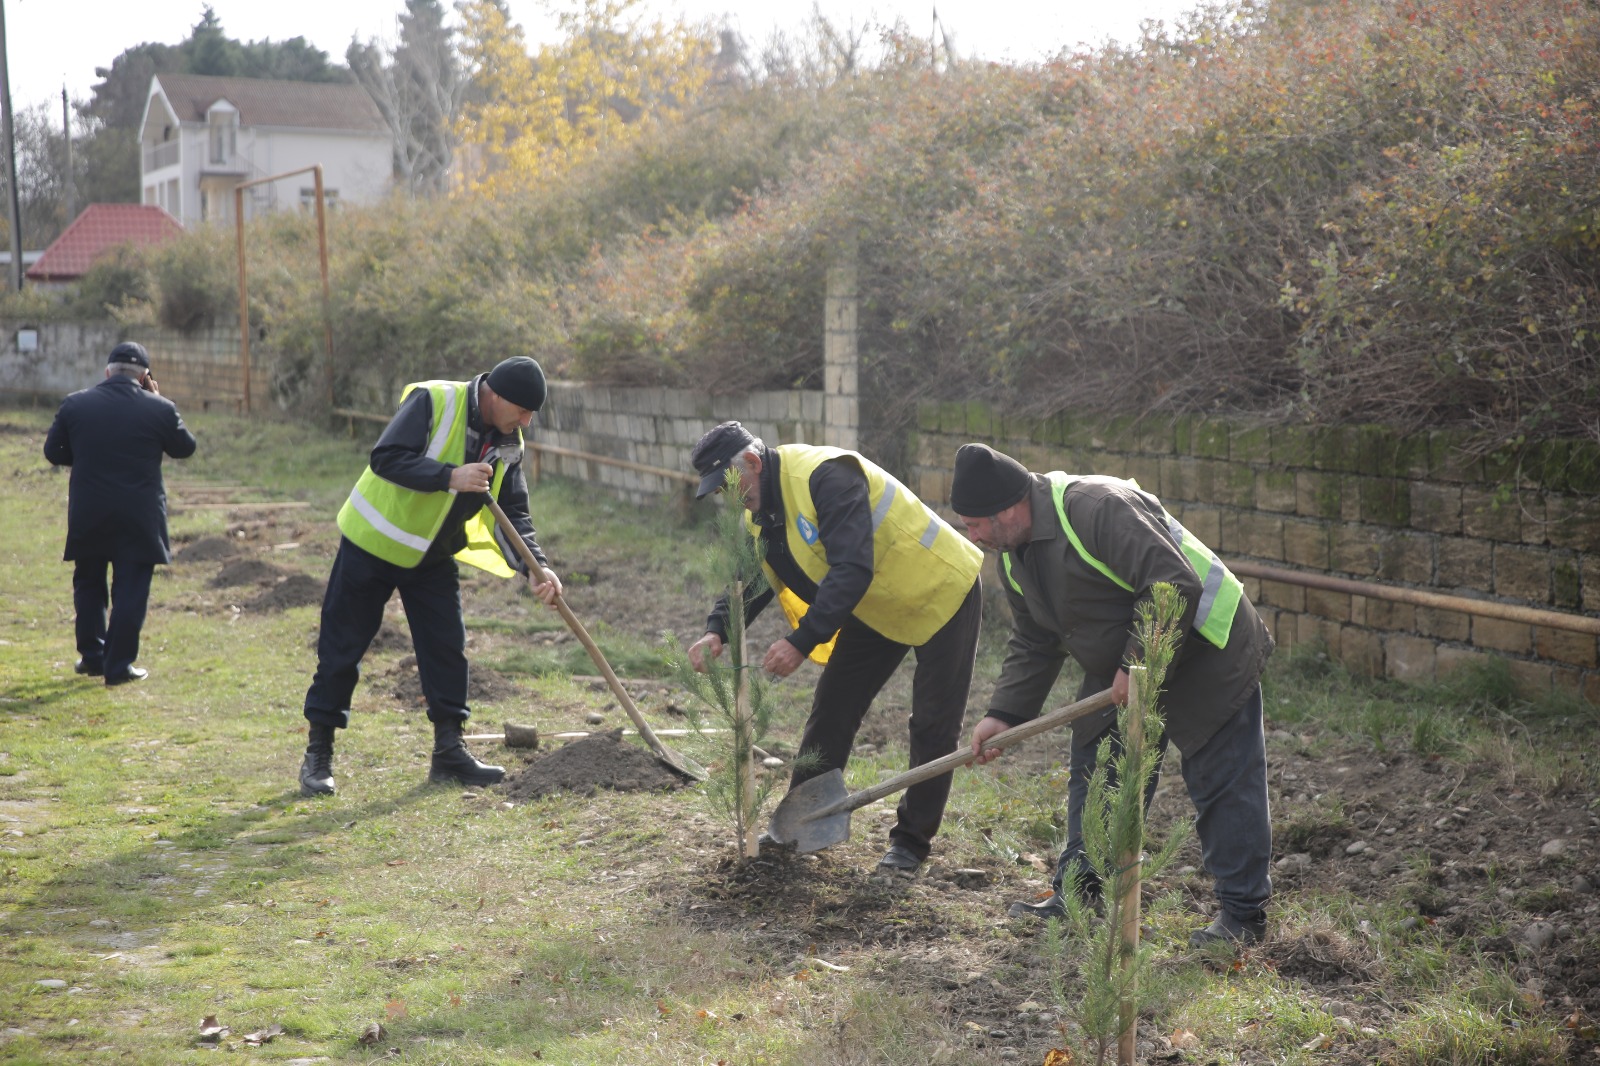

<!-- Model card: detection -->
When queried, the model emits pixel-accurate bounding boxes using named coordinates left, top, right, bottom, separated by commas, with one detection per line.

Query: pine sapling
left=664, top=468, right=782, bottom=859
left=1049, top=582, right=1194, bottom=1066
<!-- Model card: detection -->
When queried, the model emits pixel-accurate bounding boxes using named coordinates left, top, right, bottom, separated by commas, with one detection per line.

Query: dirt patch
left=209, top=559, right=287, bottom=588
left=501, top=730, right=690, bottom=799
left=390, top=659, right=525, bottom=708
left=175, top=536, right=241, bottom=563
left=244, top=573, right=324, bottom=611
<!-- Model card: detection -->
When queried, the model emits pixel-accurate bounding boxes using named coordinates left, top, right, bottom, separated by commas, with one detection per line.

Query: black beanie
left=950, top=443, right=1031, bottom=517
left=486, top=356, right=547, bottom=412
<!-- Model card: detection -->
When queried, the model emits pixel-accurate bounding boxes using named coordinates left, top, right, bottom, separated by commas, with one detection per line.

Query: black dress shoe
left=74, top=659, right=103, bottom=677
left=105, top=667, right=149, bottom=687
left=876, top=843, right=924, bottom=875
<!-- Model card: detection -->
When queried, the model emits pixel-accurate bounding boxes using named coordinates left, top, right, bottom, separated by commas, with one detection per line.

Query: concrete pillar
left=823, top=243, right=859, bottom=451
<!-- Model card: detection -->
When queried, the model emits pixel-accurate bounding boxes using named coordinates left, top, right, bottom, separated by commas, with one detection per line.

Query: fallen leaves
left=385, top=998, right=408, bottom=1020
left=197, top=1015, right=229, bottom=1043
left=1043, top=1049, right=1073, bottom=1066
left=1170, top=1027, right=1201, bottom=1050
left=241, top=1023, right=283, bottom=1046
left=358, top=1021, right=386, bottom=1046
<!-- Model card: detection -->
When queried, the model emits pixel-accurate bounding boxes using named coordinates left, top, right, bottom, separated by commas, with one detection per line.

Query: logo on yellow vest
left=795, top=515, right=819, bottom=544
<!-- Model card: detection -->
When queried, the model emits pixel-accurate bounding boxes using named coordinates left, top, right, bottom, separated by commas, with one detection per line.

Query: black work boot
left=299, top=724, right=336, bottom=797
left=429, top=720, right=504, bottom=787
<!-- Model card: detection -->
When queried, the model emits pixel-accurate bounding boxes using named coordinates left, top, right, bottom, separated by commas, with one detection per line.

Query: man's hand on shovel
left=528, top=566, right=563, bottom=607
left=970, top=668, right=1129, bottom=766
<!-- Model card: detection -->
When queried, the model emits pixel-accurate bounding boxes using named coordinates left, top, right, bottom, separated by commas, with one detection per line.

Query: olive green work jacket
left=986, top=473, right=1274, bottom=755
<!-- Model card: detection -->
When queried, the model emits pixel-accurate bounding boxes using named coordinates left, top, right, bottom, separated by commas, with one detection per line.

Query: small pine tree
left=1049, top=582, right=1194, bottom=1066
left=663, top=468, right=782, bottom=858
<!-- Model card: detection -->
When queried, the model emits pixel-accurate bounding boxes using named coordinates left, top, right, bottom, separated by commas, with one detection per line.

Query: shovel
left=484, top=496, right=707, bottom=781
left=767, top=687, right=1116, bottom=853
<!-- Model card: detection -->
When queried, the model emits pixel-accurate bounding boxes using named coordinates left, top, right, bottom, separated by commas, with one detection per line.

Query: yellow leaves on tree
left=455, top=0, right=714, bottom=194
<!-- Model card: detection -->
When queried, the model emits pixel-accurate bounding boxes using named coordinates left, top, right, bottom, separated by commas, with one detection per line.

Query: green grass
left=1, top=408, right=1591, bottom=1064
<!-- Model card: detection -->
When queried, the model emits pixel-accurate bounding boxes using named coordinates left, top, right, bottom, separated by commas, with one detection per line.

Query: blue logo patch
left=796, top=515, right=820, bottom=545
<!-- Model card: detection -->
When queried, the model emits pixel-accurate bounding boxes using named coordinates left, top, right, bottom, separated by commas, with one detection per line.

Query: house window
left=299, top=187, right=340, bottom=212
left=209, top=111, right=237, bottom=165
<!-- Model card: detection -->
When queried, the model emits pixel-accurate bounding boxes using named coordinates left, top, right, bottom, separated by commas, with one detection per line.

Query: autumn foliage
left=23, top=0, right=1599, bottom=448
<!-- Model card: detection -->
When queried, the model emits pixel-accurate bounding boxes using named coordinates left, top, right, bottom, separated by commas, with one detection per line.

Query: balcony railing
left=144, top=140, right=180, bottom=171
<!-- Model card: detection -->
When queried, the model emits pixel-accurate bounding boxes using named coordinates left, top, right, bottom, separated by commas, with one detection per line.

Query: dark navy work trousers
left=73, top=557, right=154, bottom=679
left=1056, top=684, right=1273, bottom=922
left=303, top=537, right=470, bottom=729
left=790, top=578, right=983, bottom=860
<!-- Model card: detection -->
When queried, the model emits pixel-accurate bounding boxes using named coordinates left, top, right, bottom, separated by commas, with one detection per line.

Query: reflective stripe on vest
left=1002, top=472, right=1243, bottom=649
left=749, top=444, right=982, bottom=648
left=336, top=380, right=519, bottom=577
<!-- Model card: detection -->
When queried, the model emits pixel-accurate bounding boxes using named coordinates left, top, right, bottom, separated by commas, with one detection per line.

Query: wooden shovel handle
left=821, top=688, right=1118, bottom=817
left=482, top=497, right=673, bottom=761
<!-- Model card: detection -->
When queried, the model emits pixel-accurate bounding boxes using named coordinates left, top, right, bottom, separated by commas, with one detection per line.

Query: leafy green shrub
left=150, top=227, right=235, bottom=332
left=70, top=245, right=152, bottom=318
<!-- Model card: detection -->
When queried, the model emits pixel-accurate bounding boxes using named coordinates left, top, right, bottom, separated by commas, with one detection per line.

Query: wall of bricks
left=528, top=382, right=827, bottom=504
left=0, top=320, right=262, bottom=413
left=910, top=405, right=1600, bottom=704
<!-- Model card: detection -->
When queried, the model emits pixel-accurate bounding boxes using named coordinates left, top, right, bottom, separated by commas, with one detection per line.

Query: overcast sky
left=4, top=0, right=1205, bottom=113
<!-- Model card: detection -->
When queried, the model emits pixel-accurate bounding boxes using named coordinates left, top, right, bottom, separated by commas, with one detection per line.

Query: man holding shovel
left=951, top=444, right=1275, bottom=947
left=685, top=421, right=984, bottom=875
left=297, top=356, right=562, bottom=797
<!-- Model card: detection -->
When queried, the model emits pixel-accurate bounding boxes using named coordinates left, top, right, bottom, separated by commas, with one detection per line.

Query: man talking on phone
left=44, top=341, right=197, bottom=686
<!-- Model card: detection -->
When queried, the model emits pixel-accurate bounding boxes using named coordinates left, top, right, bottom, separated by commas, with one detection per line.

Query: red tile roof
left=153, top=74, right=388, bottom=134
left=25, top=203, right=184, bottom=282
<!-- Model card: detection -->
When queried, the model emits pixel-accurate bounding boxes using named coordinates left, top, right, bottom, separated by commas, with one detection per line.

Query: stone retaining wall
left=910, top=405, right=1600, bottom=703
left=529, top=382, right=827, bottom=504
left=0, top=320, right=255, bottom=412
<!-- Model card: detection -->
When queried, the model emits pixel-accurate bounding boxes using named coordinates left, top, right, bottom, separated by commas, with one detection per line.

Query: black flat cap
left=107, top=341, right=150, bottom=369
left=950, top=443, right=1032, bottom=517
left=486, top=356, right=547, bottom=412
left=690, top=421, right=757, bottom=499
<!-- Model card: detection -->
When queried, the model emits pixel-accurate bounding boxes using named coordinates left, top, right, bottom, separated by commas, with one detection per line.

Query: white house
left=140, top=74, right=393, bottom=226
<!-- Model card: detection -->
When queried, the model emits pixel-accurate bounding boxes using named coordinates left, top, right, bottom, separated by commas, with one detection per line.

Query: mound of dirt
left=390, top=660, right=524, bottom=707
left=245, top=573, right=324, bottom=611
left=370, top=621, right=411, bottom=652
left=176, top=536, right=241, bottom=563
left=501, top=730, right=689, bottom=799
left=210, top=559, right=287, bottom=588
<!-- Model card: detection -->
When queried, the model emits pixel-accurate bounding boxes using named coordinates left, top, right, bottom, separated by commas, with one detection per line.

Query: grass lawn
left=1, top=407, right=1594, bottom=1065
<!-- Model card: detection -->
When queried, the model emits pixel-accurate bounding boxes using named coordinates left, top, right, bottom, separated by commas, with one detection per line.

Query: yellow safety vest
left=1001, top=471, right=1243, bottom=648
left=336, top=380, right=519, bottom=577
left=750, top=445, right=982, bottom=656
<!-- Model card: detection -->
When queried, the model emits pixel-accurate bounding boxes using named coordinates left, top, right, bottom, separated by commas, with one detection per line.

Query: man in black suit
left=44, top=342, right=197, bottom=686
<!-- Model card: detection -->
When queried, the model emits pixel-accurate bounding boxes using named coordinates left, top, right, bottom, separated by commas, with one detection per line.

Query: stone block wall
left=910, top=404, right=1600, bottom=704
left=529, top=382, right=826, bottom=503
left=0, top=320, right=257, bottom=412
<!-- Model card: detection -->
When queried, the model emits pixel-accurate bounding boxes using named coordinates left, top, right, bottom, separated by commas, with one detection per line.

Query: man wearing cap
left=950, top=443, right=1274, bottom=947
left=685, top=421, right=984, bottom=875
left=44, top=342, right=197, bottom=686
left=297, top=357, right=562, bottom=796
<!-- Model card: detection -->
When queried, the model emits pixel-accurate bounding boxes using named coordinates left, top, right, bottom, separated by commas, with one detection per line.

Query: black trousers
left=73, top=557, right=154, bottom=679
left=303, top=538, right=470, bottom=730
left=790, top=578, right=983, bottom=859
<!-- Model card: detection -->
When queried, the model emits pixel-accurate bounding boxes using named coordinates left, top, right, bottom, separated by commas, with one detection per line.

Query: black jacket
left=366, top=374, right=547, bottom=571
left=44, top=376, right=197, bottom=564
left=704, top=446, right=876, bottom=655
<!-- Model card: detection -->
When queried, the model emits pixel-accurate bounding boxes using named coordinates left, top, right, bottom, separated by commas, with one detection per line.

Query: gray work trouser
left=1055, top=684, right=1272, bottom=922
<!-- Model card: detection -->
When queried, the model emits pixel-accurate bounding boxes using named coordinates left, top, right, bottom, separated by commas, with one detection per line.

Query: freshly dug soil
left=501, top=729, right=690, bottom=800
left=244, top=573, right=324, bottom=611
left=390, top=660, right=525, bottom=707
left=176, top=536, right=241, bottom=563
left=210, top=559, right=287, bottom=588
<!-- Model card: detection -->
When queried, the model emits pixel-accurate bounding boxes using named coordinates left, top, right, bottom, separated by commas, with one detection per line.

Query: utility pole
left=62, top=86, right=75, bottom=223
left=0, top=0, right=24, bottom=291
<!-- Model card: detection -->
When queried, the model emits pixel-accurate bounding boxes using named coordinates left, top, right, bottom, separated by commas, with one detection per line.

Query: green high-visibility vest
left=336, top=380, right=519, bottom=577
left=1001, top=472, right=1243, bottom=649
